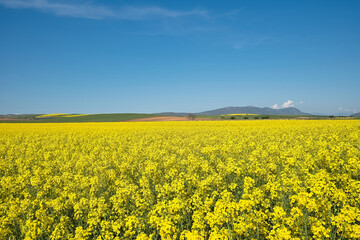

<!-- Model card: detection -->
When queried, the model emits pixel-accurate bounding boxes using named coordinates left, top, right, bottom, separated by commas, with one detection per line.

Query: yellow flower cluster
left=35, top=114, right=89, bottom=118
left=0, top=120, right=359, bottom=239
left=62, top=114, right=89, bottom=118
left=35, top=113, right=68, bottom=118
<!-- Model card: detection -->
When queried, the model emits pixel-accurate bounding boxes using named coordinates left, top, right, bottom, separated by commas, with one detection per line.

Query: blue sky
left=0, top=0, right=359, bottom=115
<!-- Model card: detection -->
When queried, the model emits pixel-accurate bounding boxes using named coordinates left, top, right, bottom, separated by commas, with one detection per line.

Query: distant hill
left=335, top=112, right=353, bottom=116
left=311, top=112, right=329, bottom=116
left=351, top=112, right=360, bottom=117
left=157, top=106, right=309, bottom=116
left=198, top=106, right=308, bottom=115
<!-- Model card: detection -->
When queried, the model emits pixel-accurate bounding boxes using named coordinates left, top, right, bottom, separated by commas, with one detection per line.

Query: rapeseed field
left=0, top=120, right=359, bottom=239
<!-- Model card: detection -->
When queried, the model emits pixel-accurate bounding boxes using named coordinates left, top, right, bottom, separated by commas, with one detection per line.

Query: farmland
left=1, top=120, right=360, bottom=239
left=0, top=113, right=349, bottom=123
left=0, top=113, right=161, bottom=123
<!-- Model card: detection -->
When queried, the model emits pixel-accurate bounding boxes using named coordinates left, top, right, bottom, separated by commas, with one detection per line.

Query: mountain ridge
left=156, top=106, right=310, bottom=116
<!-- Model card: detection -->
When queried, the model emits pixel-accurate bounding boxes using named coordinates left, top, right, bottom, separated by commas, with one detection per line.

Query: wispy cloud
left=0, top=1, right=270, bottom=49
left=221, top=8, right=242, bottom=18
left=0, top=0, right=115, bottom=19
left=117, top=6, right=207, bottom=20
left=0, top=0, right=207, bottom=20
left=233, top=36, right=269, bottom=50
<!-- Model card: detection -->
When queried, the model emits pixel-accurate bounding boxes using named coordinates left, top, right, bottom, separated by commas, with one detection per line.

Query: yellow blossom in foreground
left=0, top=120, right=359, bottom=239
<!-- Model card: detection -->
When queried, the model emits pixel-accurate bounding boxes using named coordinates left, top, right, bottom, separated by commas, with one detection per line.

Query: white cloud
left=0, top=0, right=207, bottom=20
left=281, top=100, right=295, bottom=108
left=272, top=100, right=296, bottom=109
left=299, top=101, right=303, bottom=104
left=338, top=107, right=343, bottom=111
left=272, top=104, right=279, bottom=109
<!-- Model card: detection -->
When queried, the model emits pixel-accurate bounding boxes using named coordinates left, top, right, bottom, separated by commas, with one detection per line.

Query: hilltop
left=157, top=106, right=309, bottom=116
